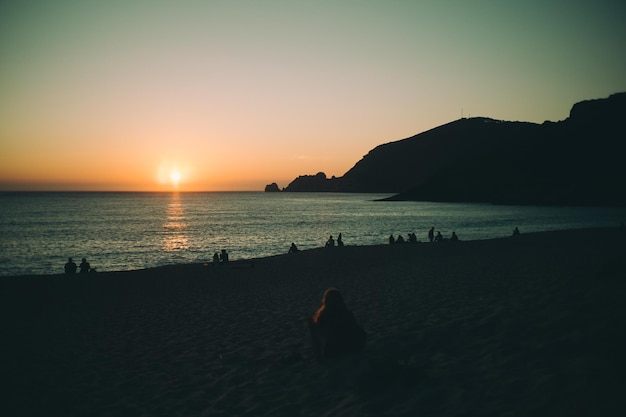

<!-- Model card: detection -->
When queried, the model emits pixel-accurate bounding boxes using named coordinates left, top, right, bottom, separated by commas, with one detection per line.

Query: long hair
left=313, top=288, right=347, bottom=323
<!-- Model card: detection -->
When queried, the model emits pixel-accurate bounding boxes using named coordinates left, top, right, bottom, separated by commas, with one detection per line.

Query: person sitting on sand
left=435, top=231, right=443, bottom=242
left=450, top=231, right=459, bottom=242
left=79, top=257, right=90, bottom=273
left=220, top=249, right=229, bottom=264
left=289, top=242, right=299, bottom=253
left=408, top=232, right=417, bottom=243
left=64, top=257, right=77, bottom=274
left=396, top=234, right=405, bottom=244
left=513, top=227, right=520, bottom=236
left=212, top=252, right=220, bottom=266
left=307, top=288, right=367, bottom=359
left=325, top=235, right=335, bottom=247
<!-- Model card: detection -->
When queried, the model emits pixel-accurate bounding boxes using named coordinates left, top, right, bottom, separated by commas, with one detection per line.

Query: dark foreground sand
left=2, top=228, right=625, bottom=416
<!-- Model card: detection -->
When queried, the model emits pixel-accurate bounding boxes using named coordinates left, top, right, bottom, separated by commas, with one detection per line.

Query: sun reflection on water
left=163, top=193, right=190, bottom=252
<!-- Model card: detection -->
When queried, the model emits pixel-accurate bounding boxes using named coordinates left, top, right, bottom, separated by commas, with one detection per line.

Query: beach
left=2, top=227, right=625, bottom=416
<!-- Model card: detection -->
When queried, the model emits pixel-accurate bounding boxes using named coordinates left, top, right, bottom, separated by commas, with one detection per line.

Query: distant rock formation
left=264, top=183, right=281, bottom=192
left=284, top=92, right=626, bottom=206
left=284, top=172, right=340, bottom=192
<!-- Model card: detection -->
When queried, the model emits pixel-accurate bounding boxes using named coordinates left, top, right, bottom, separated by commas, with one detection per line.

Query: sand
left=1, top=227, right=625, bottom=416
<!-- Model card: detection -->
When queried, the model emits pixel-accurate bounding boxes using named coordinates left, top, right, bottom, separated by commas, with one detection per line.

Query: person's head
left=322, top=288, right=346, bottom=311
left=68, top=257, right=73, bottom=262
left=314, top=287, right=348, bottom=320
left=314, top=288, right=347, bottom=322
left=82, top=258, right=87, bottom=262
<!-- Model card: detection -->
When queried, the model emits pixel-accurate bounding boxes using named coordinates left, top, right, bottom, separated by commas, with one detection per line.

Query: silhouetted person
left=409, top=232, right=417, bottom=243
left=512, top=227, right=520, bottom=236
left=337, top=233, right=344, bottom=247
left=389, top=234, right=395, bottom=244
left=435, top=231, right=443, bottom=242
left=396, top=234, right=405, bottom=244
left=325, top=235, right=335, bottom=247
left=450, top=231, right=459, bottom=242
left=307, top=288, right=367, bottom=359
left=220, top=249, right=229, bottom=264
left=428, top=227, right=435, bottom=243
left=212, top=252, right=220, bottom=266
left=64, top=257, right=77, bottom=274
left=79, top=258, right=90, bottom=274
left=289, top=242, right=299, bottom=253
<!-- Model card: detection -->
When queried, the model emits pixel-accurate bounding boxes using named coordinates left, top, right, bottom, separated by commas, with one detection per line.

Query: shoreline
left=2, top=226, right=625, bottom=416
left=2, top=226, right=623, bottom=280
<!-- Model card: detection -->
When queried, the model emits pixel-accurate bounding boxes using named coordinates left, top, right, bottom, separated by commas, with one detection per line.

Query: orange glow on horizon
left=0, top=142, right=353, bottom=191
left=0, top=127, right=362, bottom=192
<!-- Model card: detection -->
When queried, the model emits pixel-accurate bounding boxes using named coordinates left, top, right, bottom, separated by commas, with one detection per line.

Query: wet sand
left=2, top=227, right=625, bottom=416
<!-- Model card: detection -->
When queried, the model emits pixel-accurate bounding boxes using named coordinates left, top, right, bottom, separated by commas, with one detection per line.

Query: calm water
left=1, top=192, right=625, bottom=276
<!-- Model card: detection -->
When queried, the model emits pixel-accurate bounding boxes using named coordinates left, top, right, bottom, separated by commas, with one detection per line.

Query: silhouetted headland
left=274, top=93, right=626, bottom=206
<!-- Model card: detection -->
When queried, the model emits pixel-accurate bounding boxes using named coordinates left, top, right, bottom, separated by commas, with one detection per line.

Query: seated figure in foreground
left=307, top=288, right=367, bottom=359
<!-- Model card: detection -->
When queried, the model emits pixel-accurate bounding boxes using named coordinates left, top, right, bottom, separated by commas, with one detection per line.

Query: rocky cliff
left=283, top=93, right=626, bottom=205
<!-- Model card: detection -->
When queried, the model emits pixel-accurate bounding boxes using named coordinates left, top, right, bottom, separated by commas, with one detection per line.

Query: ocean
left=1, top=192, right=625, bottom=277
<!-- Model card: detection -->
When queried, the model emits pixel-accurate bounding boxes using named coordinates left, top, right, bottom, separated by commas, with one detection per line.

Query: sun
left=156, top=161, right=191, bottom=191
left=170, top=171, right=181, bottom=186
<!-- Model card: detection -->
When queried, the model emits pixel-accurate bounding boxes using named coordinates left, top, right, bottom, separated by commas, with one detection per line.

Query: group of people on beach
left=389, top=227, right=459, bottom=245
left=389, top=232, right=418, bottom=244
left=289, top=233, right=345, bottom=254
left=64, top=257, right=92, bottom=274
left=212, top=249, right=229, bottom=265
left=427, top=226, right=459, bottom=243
left=394, top=226, right=523, bottom=244
left=325, top=233, right=344, bottom=247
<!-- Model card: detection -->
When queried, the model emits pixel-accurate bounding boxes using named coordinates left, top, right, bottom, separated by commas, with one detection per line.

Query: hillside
left=282, top=93, right=626, bottom=205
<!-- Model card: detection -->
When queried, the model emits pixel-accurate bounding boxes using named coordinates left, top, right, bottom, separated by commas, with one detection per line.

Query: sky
left=1, top=0, right=624, bottom=191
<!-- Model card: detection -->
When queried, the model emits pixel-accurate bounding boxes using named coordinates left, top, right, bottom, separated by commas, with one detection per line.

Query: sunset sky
left=1, top=0, right=624, bottom=191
